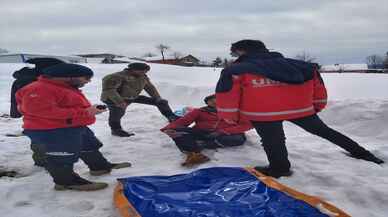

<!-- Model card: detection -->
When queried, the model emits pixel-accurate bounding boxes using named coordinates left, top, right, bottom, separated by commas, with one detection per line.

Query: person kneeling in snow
left=161, top=94, right=252, bottom=167
left=16, top=63, right=131, bottom=191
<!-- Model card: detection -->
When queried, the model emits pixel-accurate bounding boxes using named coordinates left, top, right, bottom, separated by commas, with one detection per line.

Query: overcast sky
left=1, top=0, right=387, bottom=64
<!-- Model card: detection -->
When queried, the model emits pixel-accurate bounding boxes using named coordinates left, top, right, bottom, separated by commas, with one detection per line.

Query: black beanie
left=26, top=58, right=65, bottom=70
left=42, top=63, right=94, bottom=77
left=127, top=62, right=150, bottom=71
left=231, top=39, right=269, bottom=53
left=204, top=94, right=216, bottom=104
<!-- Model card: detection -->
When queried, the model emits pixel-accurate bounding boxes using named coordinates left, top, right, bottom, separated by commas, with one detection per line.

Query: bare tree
left=155, top=44, right=170, bottom=62
left=0, top=48, right=9, bottom=54
left=295, top=51, right=316, bottom=63
left=212, top=57, right=222, bottom=67
left=142, top=52, right=156, bottom=58
left=383, top=52, right=388, bottom=69
left=366, top=54, right=384, bottom=69
left=172, top=51, right=183, bottom=60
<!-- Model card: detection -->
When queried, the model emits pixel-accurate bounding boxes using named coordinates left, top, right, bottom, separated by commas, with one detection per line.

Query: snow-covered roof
left=0, top=53, right=86, bottom=63
left=143, top=55, right=176, bottom=61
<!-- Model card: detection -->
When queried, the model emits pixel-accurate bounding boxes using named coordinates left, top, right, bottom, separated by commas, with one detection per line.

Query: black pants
left=106, top=96, right=176, bottom=130
left=252, top=114, right=368, bottom=172
left=171, top=128, right=246, bottom=153
left=24, top=127, right=111, bottom=185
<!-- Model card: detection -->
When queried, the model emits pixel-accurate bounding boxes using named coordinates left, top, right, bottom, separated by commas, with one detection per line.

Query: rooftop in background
left=0, top=53, right=86, bottom=63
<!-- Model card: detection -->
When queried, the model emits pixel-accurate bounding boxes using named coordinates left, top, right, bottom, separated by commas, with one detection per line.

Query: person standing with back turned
left=216, top=39, right=384, bottom=178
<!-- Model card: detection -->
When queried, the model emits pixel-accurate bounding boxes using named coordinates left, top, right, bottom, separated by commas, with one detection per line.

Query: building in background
left=0, top=53, right=86, bottom=63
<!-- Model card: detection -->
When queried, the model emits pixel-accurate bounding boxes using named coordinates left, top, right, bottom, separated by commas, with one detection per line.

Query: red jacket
left=161, top=107, right=252, bottom=134
left=16, top=77, right=95, bottom=129
left=216, top=53, right=327, bottom=122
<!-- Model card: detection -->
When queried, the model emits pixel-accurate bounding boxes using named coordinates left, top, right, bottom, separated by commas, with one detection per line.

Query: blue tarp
left=118, top=167, right=330, bottom=217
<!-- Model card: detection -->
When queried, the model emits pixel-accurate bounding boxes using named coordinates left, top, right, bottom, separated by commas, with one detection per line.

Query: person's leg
left=251, top=121, right=291, bottom=173
left=30, top=143, right=47, bottom=167
left=24, top=128, right=107, bottom=190
left=291, top=114, right=384, bottom=164
left=171, top=128, right=208, bottom=153
left=210, top=134, right=246, bottom=149
left=168, top=128, right=210, bottom=166
left=106, top=103, right=126, bottom=130
left=80, top=127, right=131, bottom=175
left=105, top=102, right=134, bottom=136
left=133, top=96, right=178, bottom=121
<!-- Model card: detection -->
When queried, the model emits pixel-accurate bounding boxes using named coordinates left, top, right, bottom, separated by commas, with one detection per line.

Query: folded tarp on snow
left=114, top=167, right=350, bottom=217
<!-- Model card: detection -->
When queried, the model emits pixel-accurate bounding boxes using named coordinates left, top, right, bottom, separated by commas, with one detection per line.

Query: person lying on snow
left=16, top=63, right=131, bottom=191
left=161, top=94, right=252, bottom=167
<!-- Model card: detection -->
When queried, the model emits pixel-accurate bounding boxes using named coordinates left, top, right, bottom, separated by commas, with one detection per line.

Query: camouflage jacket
left=101, top=70, right=161, bottom=105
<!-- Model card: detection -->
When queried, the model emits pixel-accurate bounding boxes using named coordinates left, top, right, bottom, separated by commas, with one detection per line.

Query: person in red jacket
left=161, top=94, right=252, bottom=167
left=16, top=63, right=131, bottom=191
left=216, top=39, right=384, bottom=178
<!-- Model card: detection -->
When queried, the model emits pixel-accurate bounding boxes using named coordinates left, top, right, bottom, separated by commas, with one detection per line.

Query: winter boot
left=47, top=165, right=108, bottom=191
left=54, top=173, right=108, bottom=191
left=181, top=152, right=210, bottom=167
left=254, top=166, right=293, bottom=178
left=111, top=129, right=135, bottom=137
left=349, top=151, right=384, bottom=164
left=90, top=162, right=132, bottom=176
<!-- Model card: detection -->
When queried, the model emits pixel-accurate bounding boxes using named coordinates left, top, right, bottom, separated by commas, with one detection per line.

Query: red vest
left=16, top=77, right=95, bottom=129
left=216, top=71, right=327, bottom=122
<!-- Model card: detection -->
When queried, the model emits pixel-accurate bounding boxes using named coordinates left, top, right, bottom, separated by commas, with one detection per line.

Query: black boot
left=254, top=166, right=293, bottom=178
left=349, top=151, right=384, bottom=164
left=111, top=129, right=135, bottom=137
left=46, top=165, right=107, bottom=191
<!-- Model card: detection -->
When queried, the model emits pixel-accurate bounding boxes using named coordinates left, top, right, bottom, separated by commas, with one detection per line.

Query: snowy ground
left=0, top=63, right=387, bottom=217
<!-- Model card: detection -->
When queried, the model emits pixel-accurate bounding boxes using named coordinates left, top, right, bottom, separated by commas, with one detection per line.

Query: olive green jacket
left=100, top=70, right=161, bottom=105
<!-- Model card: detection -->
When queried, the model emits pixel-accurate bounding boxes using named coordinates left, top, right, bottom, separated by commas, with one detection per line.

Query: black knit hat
left=26, top=57, right=65, bottom=70
left=41, top=63, right=94, bottom=77
left=204, top=94, right=216, bottom=104
left=231, top=39, right=269, bottom=53
left=127, top=62, right=150, bottom=71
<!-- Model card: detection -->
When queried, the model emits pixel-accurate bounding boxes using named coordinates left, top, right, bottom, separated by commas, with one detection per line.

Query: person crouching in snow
left=16, top=63, right=131, bottom=191
left=161, top=94, right=252, bottom=167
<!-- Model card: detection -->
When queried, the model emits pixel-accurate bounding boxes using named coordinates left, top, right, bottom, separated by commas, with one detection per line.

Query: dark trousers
left=24, top=127, right=111, bottom=185
left=171, top=128, right=246, bottom=153
left=252, top=114, right=368, bottom=172
left=106, top=95, right=176, bottom=130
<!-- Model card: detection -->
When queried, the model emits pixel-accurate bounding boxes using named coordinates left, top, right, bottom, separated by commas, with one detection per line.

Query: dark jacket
left=10, top=67, right=39, bottom=118
left=101, top=71, right=161, bottom=106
